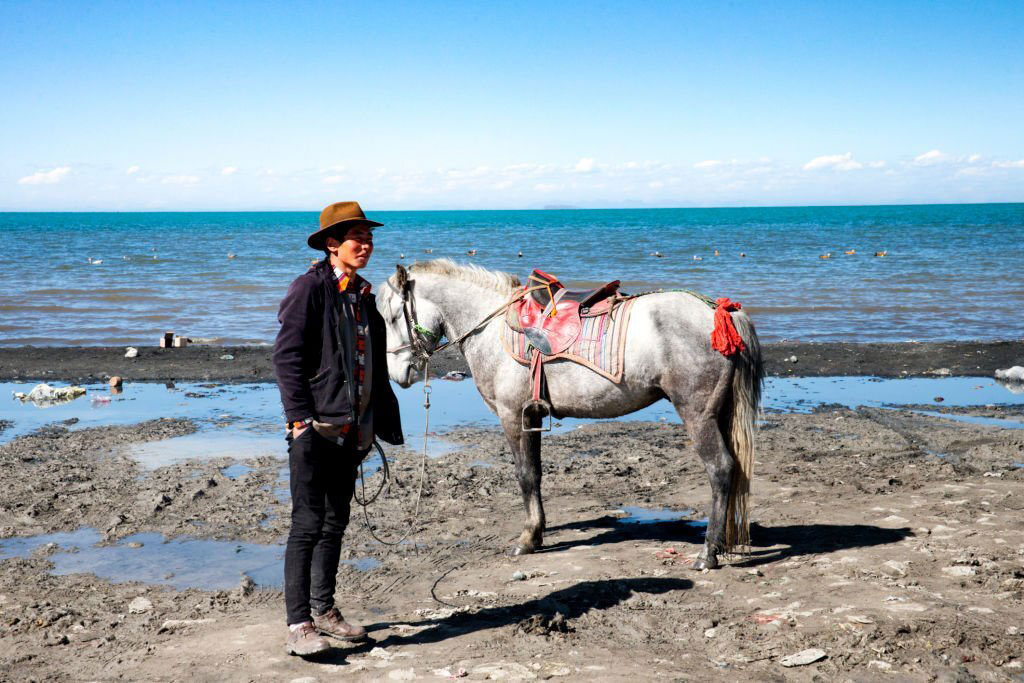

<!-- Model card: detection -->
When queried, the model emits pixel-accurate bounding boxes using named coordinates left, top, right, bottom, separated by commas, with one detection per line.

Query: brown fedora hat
left=307, top=201, right=383, bottom=250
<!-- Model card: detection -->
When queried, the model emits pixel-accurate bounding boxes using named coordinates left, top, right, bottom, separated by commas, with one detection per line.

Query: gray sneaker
left=285, top=622, right=330, bottom=656
left=313, top=607, right=367, bottom=641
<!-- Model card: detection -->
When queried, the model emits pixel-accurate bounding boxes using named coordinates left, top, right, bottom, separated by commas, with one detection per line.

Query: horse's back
left=536, top=292, right=731, bottom=418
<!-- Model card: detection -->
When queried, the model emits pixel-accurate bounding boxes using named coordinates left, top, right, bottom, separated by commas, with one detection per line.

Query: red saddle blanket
left=503, top=296, right=637, bottom=383
left=512, top=270, right=621, bottom=355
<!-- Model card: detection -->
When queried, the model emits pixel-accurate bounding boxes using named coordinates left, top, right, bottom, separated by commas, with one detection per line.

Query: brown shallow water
left=2, top=377, right=1024, bottom=680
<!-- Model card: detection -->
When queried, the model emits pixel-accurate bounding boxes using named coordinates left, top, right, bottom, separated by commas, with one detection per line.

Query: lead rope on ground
left=354, top=357, right=431, bottom=548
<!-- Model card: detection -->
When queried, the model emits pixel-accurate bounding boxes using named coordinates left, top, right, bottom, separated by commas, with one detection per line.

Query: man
left=273, top=201, right=403, bottom=656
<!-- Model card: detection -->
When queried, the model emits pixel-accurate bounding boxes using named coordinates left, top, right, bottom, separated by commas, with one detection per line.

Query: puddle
left=468, top=460, right=495, bottom=468
left=1, top=382, right=282, bottom=444
left=134, top=432, right=281, bottom=470
left=5, top=376, right=1023, bottom=468
left=220, top=463, right=254, bottom=479
left=1, top=381, right=472, bottom=459
left=0, top=528, right=379, bottom=590
left=345, top=557, right=381, bottom=572
left=763, top=376, right=1024, bottom=413
left=524, top=376, right=1024, bottom=432
left=616, top=506, right=696, bottom=524
left=912, top=410, right=1024, bottom=430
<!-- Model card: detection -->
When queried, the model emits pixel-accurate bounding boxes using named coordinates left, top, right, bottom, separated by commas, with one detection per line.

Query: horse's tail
left=723, top=309, right=764, bottom=551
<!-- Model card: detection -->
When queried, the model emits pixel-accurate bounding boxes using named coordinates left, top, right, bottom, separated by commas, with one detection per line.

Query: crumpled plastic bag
left=13, top=383, right=87, bottom=407
left=995, top=366, right=1024, bottom=382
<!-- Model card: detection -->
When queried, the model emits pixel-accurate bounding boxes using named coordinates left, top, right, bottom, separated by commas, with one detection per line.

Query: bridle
left=386, top=266, right=441, bottom=364
left=385, top=264, right=540, bottom=363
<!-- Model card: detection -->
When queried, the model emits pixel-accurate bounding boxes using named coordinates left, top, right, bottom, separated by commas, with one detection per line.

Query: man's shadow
left=307, top=517, right=910, bottom=662
left=311, top=576, right=692, bottom=663
left=540, top=514, right=914, bottom=567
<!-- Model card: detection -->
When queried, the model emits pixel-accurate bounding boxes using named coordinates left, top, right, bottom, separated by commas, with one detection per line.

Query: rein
left=356, top=273, right=537, bottom=547
left=387, top=277, right=544, bottom=361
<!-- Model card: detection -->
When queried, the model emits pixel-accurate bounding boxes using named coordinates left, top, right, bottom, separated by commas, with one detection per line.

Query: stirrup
left=521, top=399, right=553, bottom=432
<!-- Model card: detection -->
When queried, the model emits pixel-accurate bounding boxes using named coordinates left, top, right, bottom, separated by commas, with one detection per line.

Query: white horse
left=379, top=259, right=763, bottom=569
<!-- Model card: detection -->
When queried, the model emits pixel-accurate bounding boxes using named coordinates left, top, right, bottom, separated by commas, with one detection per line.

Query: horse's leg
left=499, top=413, right=545, bottom=555
left=676, top=367, right=734, bottom=570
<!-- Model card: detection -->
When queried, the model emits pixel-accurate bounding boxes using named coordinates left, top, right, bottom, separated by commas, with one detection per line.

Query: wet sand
left=1, top=339, right=1022, bottom=382
left=1, top=351, right=1024, bottom=680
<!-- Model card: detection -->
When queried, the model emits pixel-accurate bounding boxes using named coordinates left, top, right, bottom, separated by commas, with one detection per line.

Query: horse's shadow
left=311, top=576, right=693, bottom=663
left=307, top=519, right=910, bottom=663
left=540, top=515, right=914, bottom=566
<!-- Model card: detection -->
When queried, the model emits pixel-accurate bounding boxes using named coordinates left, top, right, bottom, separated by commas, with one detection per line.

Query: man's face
left=327, top=226, right=374, bottom=273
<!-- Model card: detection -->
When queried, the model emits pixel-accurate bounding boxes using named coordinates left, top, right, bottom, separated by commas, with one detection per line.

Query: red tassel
left=711, top=297, right=747, bottom=357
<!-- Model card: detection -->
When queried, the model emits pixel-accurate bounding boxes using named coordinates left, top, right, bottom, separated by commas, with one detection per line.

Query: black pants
left=284, top=428, right=363, bottom=625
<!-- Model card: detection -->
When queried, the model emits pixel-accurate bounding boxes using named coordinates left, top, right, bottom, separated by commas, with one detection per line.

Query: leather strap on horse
left=432, top=285, right=547, bottom=354
left=529, top=350, right=545, bottom=401
left=711, top=297, right=747, bottom=357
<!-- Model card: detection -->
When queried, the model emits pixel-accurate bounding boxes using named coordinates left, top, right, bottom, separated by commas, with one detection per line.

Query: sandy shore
left=1, top=348, right=1023, bottom=680
left=1, top=340, right=1022, bottom=382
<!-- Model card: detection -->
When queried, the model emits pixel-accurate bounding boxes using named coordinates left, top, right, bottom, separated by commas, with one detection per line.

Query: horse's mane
left=410, top=258, right=521, bottom=295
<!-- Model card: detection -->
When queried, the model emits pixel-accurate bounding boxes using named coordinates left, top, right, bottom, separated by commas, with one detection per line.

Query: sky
left=1, top=0, right=1022, bottom=210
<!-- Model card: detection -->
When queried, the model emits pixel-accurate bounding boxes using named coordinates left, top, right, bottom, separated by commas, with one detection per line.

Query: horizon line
left=1, top=200, right=1023, bottom=214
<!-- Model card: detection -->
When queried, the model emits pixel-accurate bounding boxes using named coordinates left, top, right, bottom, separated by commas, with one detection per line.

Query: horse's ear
left=395, top=263, right=408, bottom=288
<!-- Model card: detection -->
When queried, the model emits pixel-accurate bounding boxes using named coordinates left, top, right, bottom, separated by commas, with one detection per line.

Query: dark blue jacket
left=272, top=259, right=403, bottom=445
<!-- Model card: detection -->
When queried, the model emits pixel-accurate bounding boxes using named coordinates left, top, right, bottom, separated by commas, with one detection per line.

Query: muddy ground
left=2, top=355, right=1024, bottom=680
left=1, top=339, right=1022, bottom=382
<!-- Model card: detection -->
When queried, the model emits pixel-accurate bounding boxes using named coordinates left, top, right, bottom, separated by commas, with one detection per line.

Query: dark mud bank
left=0, top=340, right=1021, bottom=382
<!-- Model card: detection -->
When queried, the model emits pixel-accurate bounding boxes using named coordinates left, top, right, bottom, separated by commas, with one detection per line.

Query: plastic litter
left=15, top=383, right=87, bottom=407
left=995, top=366, right=1024, bottom=382
left=780, top=648, right=827, bottom=667
left=220, top=354, right=234, bottom=361
left=124, top=347, right=138, bottom=358
left=753, top=614, right=782, bottom=624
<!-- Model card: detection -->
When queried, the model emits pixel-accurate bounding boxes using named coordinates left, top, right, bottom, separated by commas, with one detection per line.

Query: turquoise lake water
left=1, top=204, right=1022, bottom=345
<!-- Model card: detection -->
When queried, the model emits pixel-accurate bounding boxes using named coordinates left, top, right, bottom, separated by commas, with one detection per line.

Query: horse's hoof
left=512, top=545, right=534, bottom=556
left=693, top=556, right=719, bottom=570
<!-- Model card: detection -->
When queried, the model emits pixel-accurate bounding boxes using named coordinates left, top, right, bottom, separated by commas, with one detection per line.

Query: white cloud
left=126, top=165, right=140, bottom=175
left=574, top=157, right=596, bottom=173
left=993, top=159, right=1024, bottom=169
left=693, top=159, right=723, bottom=169
left=445, top=166, right=490, bottom=180
left=803, top=153, right=863, bottom=171
left=967, top=154, right=982, bottom=164
left=322, top=175, right=345, bottom=184
left=913, top=149, right=947, bottom=165
left=18, top=166, right=71, bottom=185
left=868, top=160, right=887, bottom=168
left=161, top=175, right=200, bottom=185
left=648, top=180, right=664, bottom=189
left=220, top=166, right=238, bottom=176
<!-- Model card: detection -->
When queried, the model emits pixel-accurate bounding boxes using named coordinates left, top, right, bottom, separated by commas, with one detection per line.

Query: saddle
left=513, top=269, right=621, bottom=355
left=511, top=269, right=622, bottom=431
